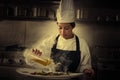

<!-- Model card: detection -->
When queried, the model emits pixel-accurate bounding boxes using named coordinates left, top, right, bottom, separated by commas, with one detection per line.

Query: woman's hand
left=32, top=49, right=42, bottom=56
left=83, top=68, right=94, bottom=76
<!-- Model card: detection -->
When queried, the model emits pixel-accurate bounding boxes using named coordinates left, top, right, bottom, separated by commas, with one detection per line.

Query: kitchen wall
left=1, top=20, right=120, bottom=62
left=0, top=20, right=120, bottom=56
left=0, top=20, right=94, bottom=48
left=0, top=20, right=120, bottom=47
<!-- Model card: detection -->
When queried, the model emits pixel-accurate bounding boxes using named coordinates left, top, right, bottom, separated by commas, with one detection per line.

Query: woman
left=24, top=22, right=94, bottom=76
left=24, top=0, right=94, bottom=79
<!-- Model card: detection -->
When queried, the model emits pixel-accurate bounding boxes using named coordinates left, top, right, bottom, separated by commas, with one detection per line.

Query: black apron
left=51, top=35, right=81, bottom=72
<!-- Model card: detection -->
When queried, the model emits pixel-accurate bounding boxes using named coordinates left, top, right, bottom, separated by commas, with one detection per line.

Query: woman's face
left=57, top=23, right=74, bottom=39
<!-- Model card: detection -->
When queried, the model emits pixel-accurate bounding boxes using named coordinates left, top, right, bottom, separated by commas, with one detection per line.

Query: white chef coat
left=23, top=34, right=92, bottom=72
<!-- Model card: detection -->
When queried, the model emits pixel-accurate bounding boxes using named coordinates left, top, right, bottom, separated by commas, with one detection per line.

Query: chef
left=23, top=0, right=94, bottom=78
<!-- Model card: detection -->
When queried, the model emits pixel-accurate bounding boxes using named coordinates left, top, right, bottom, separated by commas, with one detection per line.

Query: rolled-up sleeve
left=77, top=38, right=92, bottom=72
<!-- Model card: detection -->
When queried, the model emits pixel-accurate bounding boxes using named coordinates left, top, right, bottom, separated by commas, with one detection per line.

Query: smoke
left=53, top=52, right=72, bottom=72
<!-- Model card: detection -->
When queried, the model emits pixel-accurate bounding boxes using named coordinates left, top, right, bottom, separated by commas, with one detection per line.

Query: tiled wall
left=0, top=20, right=120, bottom=52
left=0, top=20, right=95, bottom=48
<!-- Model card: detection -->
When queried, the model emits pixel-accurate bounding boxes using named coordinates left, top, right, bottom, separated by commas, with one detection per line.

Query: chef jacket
left=24, top=34, right=92, bottom=72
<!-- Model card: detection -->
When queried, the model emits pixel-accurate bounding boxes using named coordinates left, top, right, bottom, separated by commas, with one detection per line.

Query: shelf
left=0, top=0, right=59, bottom=21
left=0, top=0, right=60, bottom=5
left=2, top=16, right=56, bottom=21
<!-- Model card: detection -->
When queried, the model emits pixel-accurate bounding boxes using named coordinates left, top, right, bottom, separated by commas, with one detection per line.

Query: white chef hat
left=56, top=0, right=75, bottom=23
